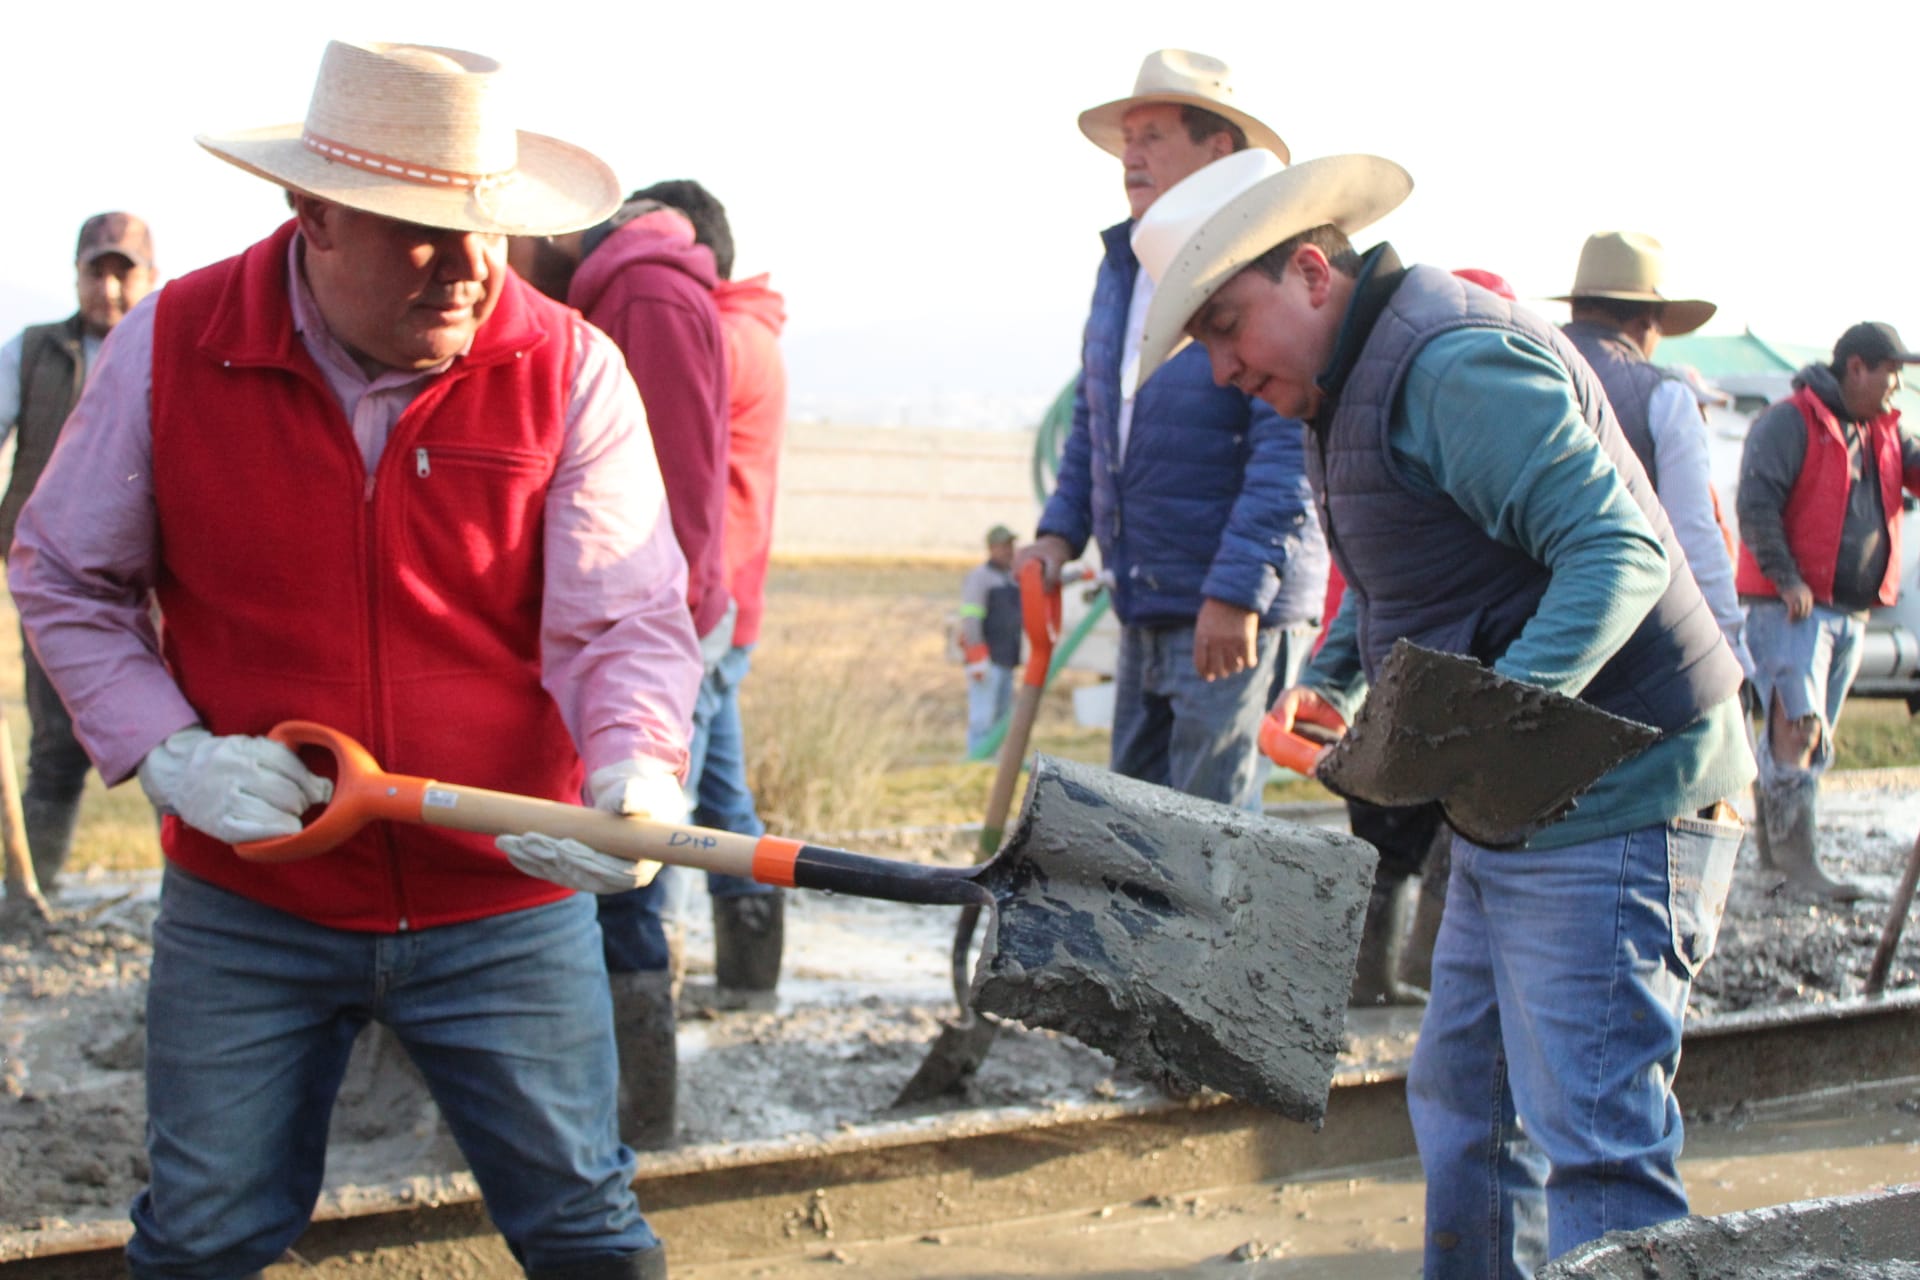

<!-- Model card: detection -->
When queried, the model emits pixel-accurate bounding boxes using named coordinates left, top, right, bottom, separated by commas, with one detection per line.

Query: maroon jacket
left=571, top=211, right=732, bottom=639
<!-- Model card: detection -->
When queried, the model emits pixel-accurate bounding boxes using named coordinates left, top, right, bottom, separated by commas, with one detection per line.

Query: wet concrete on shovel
left=3, top=778, right=1918, bottom=1270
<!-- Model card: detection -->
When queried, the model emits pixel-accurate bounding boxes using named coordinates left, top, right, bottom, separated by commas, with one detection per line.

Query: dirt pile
left=3, top=785, right=1916, bottom=1242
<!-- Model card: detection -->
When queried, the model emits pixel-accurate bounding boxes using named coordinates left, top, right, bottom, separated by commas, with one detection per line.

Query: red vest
left=1735, top=384, right=1905, bottom=607
left=149, top=220, right=582, bottom=931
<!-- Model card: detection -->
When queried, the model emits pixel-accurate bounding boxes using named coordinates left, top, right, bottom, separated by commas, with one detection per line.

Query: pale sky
left=3, top=0, right=1915, bottom=426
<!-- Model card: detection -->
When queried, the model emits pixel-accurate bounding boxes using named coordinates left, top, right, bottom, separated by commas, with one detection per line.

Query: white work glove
left=497, top=758, right=687, bottom=894
left=137, top=726, right=334, bottom=845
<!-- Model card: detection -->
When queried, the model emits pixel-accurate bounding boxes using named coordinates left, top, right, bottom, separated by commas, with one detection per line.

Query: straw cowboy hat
left=197, top=40, right=621, bottom=237
left=1128, top=149, right=1413, bottom=393
left=1555, top=231, right=1716, bottom=336
left=1079, top=49, right=1289, bottom=162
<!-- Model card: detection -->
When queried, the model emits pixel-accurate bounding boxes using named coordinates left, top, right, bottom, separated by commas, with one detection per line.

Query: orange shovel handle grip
left=1258, top=697, right=1347, bottom=776
left=234, top=721, right=430, bottom=863
left=1019, top=558, right=1061, bottom=689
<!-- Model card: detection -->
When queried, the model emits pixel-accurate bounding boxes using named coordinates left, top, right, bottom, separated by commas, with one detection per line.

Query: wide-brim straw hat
left=1129, top=149, right=1413, bottom=393
left=1554, top=231, right=1716, bottom=336
left=197, top=40, right=621, bottom=237
left=1079, top=49, right=1289, bottom=163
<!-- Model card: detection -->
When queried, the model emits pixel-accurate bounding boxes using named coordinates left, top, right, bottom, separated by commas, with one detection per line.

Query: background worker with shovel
left=1129, top=150, right=1755, bottom=1277
left=8, top=39, right=699, bottom=1280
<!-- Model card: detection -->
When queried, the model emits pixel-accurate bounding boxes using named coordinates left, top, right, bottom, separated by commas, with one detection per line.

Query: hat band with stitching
left=302, top=130, right=509, bottom=191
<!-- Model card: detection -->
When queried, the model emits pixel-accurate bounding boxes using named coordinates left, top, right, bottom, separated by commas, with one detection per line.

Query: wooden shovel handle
left=233, top=722, right=992, bottom=907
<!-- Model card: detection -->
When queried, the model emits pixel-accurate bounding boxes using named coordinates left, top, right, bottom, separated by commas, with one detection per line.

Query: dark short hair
left=1245, top=224, right=1363, bottom=282
left=1179, top=104, right=1248, bottom=153
left=1570, top=296, right=1660, bottom=327
left=627, top=179, right=735, bottom=279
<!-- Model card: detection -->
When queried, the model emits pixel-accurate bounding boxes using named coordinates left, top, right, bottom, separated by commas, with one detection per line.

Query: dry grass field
left=5, top=558, right=1920, bottom=877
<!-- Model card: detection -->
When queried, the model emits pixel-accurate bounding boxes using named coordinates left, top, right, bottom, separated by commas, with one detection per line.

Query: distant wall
left=770, top=421, right=1043, bottom=558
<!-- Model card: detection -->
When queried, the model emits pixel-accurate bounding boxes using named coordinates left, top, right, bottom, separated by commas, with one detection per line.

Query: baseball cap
left=75, top=212, right=155, bottom=270
left=986, top=524, right=1016, bottom=546
left=1832, top=321, right=1920, bottom=368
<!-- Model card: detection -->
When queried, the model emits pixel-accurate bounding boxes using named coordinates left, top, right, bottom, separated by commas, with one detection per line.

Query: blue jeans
left=1408, top=814, right=1741, bottom=1278
left=599, top=644, right=769, bottom=974
left=1744, top=600, right=1864, bottom=790
left=965, top=662, right=1017, bottom=756
left=1110, top=622, right=1282, bottom=811
left=129, top=867, right=655, bottom=1278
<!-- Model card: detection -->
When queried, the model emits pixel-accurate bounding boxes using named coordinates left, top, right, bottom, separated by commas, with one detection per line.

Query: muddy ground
left=3, top=784, right=1916, bottom=1244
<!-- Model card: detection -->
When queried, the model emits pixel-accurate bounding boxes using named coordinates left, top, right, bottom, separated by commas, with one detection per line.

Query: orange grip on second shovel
left=1259, top=697, right=1346, bottom=776
left=1019, top=558, right=1061, bottom=689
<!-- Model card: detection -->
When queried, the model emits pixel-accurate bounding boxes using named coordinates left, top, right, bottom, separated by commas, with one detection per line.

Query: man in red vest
left=7, top=40, right=699, bottom=1280
left=1736, top=321, right=1920, bottom=901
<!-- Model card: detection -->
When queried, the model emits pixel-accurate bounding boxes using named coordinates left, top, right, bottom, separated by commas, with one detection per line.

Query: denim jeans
left=965, top=662, right=1017, bottom=756
left=598, top=643, right=770, bottom=973
left=1109, top=621, right=1282, bottom=811
left=129, top=867, right=656, bottom=1279
left=1407, top=814, right=1741, bottom=1278
left=1744, top=600, right=1864, bottom=789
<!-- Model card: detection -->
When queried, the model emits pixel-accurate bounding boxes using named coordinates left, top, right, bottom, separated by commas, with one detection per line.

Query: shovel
left=237, top=720, right=1378, bottom=1122
left=896, top=559, right=1057, bottom=1105
left=1260, top=639, right=1660, bottom=849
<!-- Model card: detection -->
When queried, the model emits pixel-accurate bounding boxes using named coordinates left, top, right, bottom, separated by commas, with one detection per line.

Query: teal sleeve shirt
left=1303, top=328, right=1754, bottom=848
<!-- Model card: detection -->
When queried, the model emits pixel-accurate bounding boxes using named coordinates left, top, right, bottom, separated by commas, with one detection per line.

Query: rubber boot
left=1763, top=779, right=1867, bottom=904
left=23, top=793, right=80, bottom=896
left=527, top=1243, right=668, bottom=1280
left=609, top=970, right=677, bottom=1150
left=1397, top=825, right=1451, bottom=993
left=1746, top=781, right=1776, bottom=872
left=1349, top=873, right=1426, bottom=1007
left=712, top=891, right=784, bottom=1010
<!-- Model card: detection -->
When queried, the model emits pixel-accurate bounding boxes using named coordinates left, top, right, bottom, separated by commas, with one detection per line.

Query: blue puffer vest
left=1039, top=220, right=1327, bottom=629
left=1310, top=262, right=1739, bottom=734
left=1561, top=320, right=1679, bottom=487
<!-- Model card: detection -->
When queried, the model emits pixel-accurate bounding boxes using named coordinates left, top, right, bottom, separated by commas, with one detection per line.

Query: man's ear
left=1296, top=244, right=1335, bottom=307
left=290, top=194, right=334, bottom=251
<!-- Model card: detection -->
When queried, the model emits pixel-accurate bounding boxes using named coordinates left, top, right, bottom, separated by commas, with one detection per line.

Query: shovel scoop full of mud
left=972, top=756, right=1378, bottom=1125
left=233, top=723, right=1377, bottom=1125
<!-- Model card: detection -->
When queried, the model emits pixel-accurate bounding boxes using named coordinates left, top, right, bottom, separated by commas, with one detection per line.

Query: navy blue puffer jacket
left=1039, top=221, right=1327, bottom=629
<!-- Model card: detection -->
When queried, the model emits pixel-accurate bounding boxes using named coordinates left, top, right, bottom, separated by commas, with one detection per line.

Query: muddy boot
left=1764, top=781, right=1868, bottom=904
left=610, top=970, right=677, bottom=1150
left=712, top=891, right=784, bottom=1010
left=23, top=793, right=80, bottom=896
left=1746, top=781, right=1776, bottom=873
left=1350, top=873, right=1426, bottom=1007
left=527, top=1243, right=668, bottom=1280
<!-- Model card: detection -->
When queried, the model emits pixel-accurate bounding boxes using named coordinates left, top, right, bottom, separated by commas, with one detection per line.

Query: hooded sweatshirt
left=714, top=274, right=788, bottom=647
left=570, top=210, right=733, bottom=639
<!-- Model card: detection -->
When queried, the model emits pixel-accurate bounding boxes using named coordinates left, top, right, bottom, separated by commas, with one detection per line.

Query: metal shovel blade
left=970, top=755, right=1377, bottom=1125
left=1317, top=640, right=1660, bottom=849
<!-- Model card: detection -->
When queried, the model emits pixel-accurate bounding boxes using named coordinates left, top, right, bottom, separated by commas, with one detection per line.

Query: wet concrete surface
left=3, top=779, right=1918, bottom=1264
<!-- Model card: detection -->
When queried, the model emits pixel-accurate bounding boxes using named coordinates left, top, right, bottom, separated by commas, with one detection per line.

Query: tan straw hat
left=1079, top=49, right=1289, bottom=162
left=1555, top=231, right=1716, bottom=336
left=197, top=40, right=621, bottom=237
left=1128, top=149, right=1413, bottom=393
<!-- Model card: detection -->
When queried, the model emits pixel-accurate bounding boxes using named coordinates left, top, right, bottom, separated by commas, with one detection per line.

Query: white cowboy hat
left=1129, top=149, right=1413, bottom=393
left=1079, top=49, right=1289, bottom=162
left=1554, top=231, right=1716, bottom=337
left=197, top=40, right=621, bottom=237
